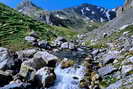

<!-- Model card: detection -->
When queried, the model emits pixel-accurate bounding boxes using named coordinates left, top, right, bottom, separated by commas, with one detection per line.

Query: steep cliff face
left=124, top=0, right=133, bottom=9
left=84, top=0, right=133, bottom=42
left=117, top=0, right=133, bottom=16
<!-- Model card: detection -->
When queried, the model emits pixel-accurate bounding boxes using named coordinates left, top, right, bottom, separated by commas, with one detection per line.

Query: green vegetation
left=101, top=25, right=133, bottom=43
left=85, top=22, right=105, bottom=32
left=83, top=40, right=108, bottom=48
left=0, top=3, right=77, bottom=50
left=71, top=21, right=103, bottom=33
left=100, top=76, right=118, bottom=88
left=84, top=25, right=133, bottom=49
left=89, top=42, right=108, bottom=48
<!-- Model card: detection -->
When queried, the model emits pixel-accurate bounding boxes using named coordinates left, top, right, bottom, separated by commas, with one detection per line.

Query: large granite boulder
left=16, top=49, right=37, bottom=59
left=0, top=47, right=16, bottom=70
left=21, top=57, right=46, bottom=70
left=19, top=63, right=36, bottom=82
left=34, top=51, right=58, bottom=67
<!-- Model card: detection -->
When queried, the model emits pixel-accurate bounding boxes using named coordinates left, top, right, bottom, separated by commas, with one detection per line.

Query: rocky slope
left=116, top=0, right=133, bottom=16
left=82, top=1, right=133, bottom=43
left=0, top=24, right=133, bottom=89
left=17, top=0, right=116, bottom=32
left=123, top=0, right=133, bottom=10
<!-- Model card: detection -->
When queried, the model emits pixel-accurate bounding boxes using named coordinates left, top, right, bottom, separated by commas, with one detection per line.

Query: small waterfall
left=47, top=65, right=86, bottom=89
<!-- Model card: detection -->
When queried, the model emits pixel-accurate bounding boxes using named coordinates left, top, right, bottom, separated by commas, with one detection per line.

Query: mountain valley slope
left=17, top=0, right=116, bottom=33
left=0, top=3, right=76, bottom=50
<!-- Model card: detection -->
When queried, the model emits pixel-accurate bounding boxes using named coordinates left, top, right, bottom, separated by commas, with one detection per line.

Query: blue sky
left=0, top=0, right=125, bottom=10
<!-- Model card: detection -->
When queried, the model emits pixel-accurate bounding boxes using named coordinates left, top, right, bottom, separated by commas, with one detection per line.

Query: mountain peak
left=80, top=3, right=96, bottom=7
left=16, top=1, right=116, bottom=32
left=17, top=0, right=40, bottom=10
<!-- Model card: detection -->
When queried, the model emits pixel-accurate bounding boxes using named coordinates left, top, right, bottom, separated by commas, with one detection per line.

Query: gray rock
left=92, top=49, right=99, bottom=56
left=105, top=79, right=122, bottom=89
left=60, top=42, right=69, bottom=49
left=77, top=48, right=84, bottom=52
left=129, top=47, right=133, bottom=51
left=0, top=47, right=15, bottom=70
left=0, top=70, right=13, bottom=86
left=98, top=64, right=117, bottom=76
left=127, top=56, right=133, bottom=63
left=61, top=42, right=75, bottom=50
left=21, top=57, right=46, bottom=70
left=121, top=74, right=133, bottom=89
left=68, top=42, right=75, bottom=50
left=102, top=51, right=119, bottom=65
left=53, top=37, right=67, bottom=47
left=35, top=67, right=56, bottom=87
left=19, top=62, right=36, bottom=82
left=34, top=51, right=58, bottom=67
left=121, top=65, right=133, bottom=74
left=38, top=40, right=51, bottom=49
left=24, top=36, right=36, bottom=43
left=17, top=49, right=37, bottom=59
left=106, top=74, right=133, bottom=89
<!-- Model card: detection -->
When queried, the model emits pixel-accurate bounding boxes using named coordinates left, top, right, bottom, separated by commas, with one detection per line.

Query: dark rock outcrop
left=35, top=67, right=56, bottom=88
left=0, top=70, right=13, bottom=86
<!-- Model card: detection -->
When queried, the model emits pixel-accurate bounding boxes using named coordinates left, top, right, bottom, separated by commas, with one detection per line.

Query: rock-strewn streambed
left=0, top=30, right=133, bottom=89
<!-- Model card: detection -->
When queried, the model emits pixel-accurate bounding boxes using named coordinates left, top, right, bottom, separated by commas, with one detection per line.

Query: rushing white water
left=47, top=64, right=86, bottom=89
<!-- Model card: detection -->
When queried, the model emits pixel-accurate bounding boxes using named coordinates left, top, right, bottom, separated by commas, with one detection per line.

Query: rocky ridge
left=17, top=0, right=116, bottom=32
left=82, top=0, right=133, bottom=43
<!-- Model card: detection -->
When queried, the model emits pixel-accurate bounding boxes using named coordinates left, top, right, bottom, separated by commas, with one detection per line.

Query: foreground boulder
left=0, top=70, right=13, bottom=86
left=19, top=63, right=36, bottom=82
left=0, top=47, right=16, bottom=70
left=35, top=67, right=56, bottom=88
left=21, top=57, right=46, bottom=70
left=34, top=51, right=58, bottom=67
left=17, top=49, right=37, bottom=59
